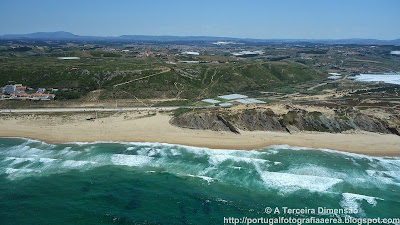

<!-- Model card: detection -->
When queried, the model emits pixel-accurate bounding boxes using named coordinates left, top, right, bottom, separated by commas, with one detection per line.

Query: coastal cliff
left=170, top=107, right=400, bottom=135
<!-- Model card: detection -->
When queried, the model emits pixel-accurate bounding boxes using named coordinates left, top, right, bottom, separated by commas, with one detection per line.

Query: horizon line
left=0, top=31, right=399, bottom=41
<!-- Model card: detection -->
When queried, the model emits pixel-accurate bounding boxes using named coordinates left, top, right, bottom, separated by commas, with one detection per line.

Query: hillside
left=0, top=55, right=326, bottom=100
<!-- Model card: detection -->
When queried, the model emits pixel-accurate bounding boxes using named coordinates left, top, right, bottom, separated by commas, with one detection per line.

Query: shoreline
left=1, top=136, right=399, bottom=159
left=0, top=112, right=399, bottom=156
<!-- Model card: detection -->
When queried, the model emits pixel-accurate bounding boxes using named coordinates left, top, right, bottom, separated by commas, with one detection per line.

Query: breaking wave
left=1, top=137, right=399, bottom=218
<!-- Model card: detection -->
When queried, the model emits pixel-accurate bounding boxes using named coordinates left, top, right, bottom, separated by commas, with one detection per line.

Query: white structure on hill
left=201, top=99, right=221, bottom=104
left=181, top=51, right=199, bottom=55
left=236, top=99, right=266, bottom=104
left=219, top=103, right=233, bottom=107
left=58, top=57, right=80, bottom=60
left=232, top=50, right=264, bottom=57
left=178, top=61, right=199, bottom=64
left=218, top=94, right=248, bottom=100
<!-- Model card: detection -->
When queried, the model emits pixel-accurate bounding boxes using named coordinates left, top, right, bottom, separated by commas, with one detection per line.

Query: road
left=270, top=75, right=350, bottom=100
left=0, top=106, right=211, bottom=113
left=113, top=67, right=171, bottom=87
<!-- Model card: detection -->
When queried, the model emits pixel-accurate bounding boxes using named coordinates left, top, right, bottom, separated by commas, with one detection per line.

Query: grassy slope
left=0, top=55, right=326, bottom=100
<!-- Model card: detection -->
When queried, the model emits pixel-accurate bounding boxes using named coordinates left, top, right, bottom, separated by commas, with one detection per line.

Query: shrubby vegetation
left=54, top=91, right=83, bottom=100
left=0, top=55, right=326, bottom=100
left=0, top=42, right=330, bottom=101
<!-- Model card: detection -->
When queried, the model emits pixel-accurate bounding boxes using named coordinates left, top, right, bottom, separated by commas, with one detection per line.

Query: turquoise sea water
left=0, top=138, right=399, bottom=224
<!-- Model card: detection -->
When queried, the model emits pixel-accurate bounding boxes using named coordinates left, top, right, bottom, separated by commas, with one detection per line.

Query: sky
left=0, top=0, right=399, bottom=39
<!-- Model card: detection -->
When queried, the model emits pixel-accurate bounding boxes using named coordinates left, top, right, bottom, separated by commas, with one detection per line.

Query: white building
left=219, top=103, right=233, bottom=107
left=202, top=99, right=221, bottom=104
left=181, top=51, right=200, bottom=56
left=231, top=50, right=264, bottom=57
left=57, top=57, right=80, bottom=60
left=218, top=94, right=248, bottom=100
left=178, top=61, right=199, bottom=64
left=236, top=99, right=266, bottom=104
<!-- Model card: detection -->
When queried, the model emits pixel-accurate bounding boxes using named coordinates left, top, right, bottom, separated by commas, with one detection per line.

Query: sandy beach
left=0, top=111, right=399, bottom=156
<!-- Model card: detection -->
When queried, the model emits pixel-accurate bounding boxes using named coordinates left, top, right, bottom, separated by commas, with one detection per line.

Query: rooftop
left=219, top=103, right=233, bottom=107
left=178, top=61, right=199, bottom=63
left=58, top=57, right=80, bottom=60
left=181, top=51, right=199, bottom=55
left=236, top=99, right=266, bottom=104
left=218, top=94, right=248, bottom=100
left=201, top=99, right=221, bottom=104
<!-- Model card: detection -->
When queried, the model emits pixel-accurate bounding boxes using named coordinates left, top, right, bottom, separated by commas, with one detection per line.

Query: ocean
left=0, top=138, right=399, bottom=224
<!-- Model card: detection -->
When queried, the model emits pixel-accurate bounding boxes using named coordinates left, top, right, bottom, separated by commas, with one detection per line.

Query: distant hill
left=1, top=31, right=81, bottom=40
left=1, top=31, right=400, bottom=45
left=0, top=32, right=245, bottom=42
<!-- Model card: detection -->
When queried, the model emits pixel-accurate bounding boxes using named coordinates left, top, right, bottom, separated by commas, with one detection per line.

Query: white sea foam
left=187, top=174, right=214, bottom=183
left=0, top=138, right=343, bottom=159
left=377, top=159, right=400, bottom=172
left=180, top=144, right=264, bottom=157
left=365, top=170, right=400, bottom=186
left=382, top=171, right=400, bottom=181
left=340, top=193, right=382, bottom=216
left=64, top=140, right=230, bottom=152
left=137, top=148, right=172, bottom=158
left=5, top=168, right=37, bottom=175
left=39, top=158, right=58, bottom=163
left=8, top=137, right=399, bottom=160
left=82, top=146, right=96, bottom=152
left=197, top=166, right=215, bottom=176
left=169, top=148, right=182, bottom=156
left=1, top=137, right=43, bottom=145
left=208, top=154, right=268, bottom=166
left=58, top=147, right=79, bottom=156
left=268, top=144, right=311, bottom=151
left=267, top=144, right=400, bottom=161
left=4, top=157, right=35, bottom=165
left=258, top=170, right=343, bottom=192
left=286, top=165, right=376, bottom=189
left=267, top=149, right=279, bottom=155
left=1, top=138, right=56, bottom=150
left=197, top=175, right=214, bottom=183
left=351, top=158, right=361, bottom=167
left=62, top=160, right=96, bottom=168
left=231, top=166, right=242, bottom=170
left=216, top=198, right=230, bottom=203
left=111, top=154, right=153, bottom=167
left=286, top=165, right=349, bottom=181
